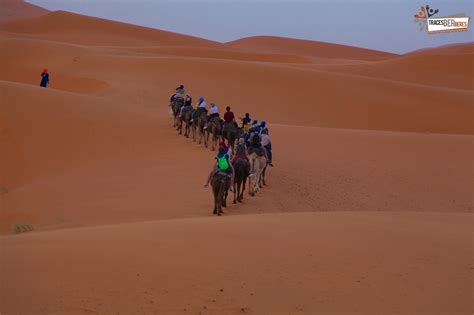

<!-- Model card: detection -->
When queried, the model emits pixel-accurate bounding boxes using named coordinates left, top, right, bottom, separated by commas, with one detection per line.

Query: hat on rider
left=43, top=68, right=48, bottom=73
left=261, top=121, right=266, bottom=127
left=245, top=113, right=250, bottom=117
left=252, top=120, right=258, bottom=125
left=226, top=106, right=231, bottom=111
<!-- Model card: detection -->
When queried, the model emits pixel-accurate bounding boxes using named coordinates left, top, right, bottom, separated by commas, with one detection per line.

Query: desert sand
left=0, top=1, right=473, bottom=314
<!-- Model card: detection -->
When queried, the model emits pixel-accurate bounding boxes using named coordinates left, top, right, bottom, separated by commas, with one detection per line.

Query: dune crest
left=227, top=35, right=398, bottom=60
left=0, top=10, right=224, bottom=47
left=0, top=0, right=49, bottom=22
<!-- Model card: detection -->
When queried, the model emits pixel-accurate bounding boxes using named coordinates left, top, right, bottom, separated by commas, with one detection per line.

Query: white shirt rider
left=210, top=104, right=219, bottom=115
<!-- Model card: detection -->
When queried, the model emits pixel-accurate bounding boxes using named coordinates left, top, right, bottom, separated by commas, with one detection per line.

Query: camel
left=211, top=172, right=231, bottom=216
left=179, top=109, right=194, bottom=138
left=248, top=152, right=267, bottom=196
left=222, top=122, right=238, bottom=151
left=232, top=158, right=249, bottom=203
left=192, top=111, right=208, bottom=146
left=170, top=97, right=184, bottom=128
left=197, top=112, right=208, bottom=147
left=206, top=117, right=221, bottom=151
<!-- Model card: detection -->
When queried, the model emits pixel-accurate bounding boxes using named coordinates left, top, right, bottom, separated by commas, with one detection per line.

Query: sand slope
left=227, top=35, right=397, bottom=60
left=0, top=10, right=223, bottom=47
left=0, top=0, right=49, bottom=22
left=303, top=45, right=474, bottom=90
left=1, top=212, right=472, bottom=315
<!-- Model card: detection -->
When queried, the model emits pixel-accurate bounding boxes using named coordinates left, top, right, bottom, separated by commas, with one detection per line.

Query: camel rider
left=204, top=146, right=234, bottom=190
left=170, top=84, right=185, bottom=102
left=241, top=113, right=251, bottom=129
left=233, top=138, right=249, bottom=164
left=209, top=103, right=219, bottom=120
left=176, top=84, right=185, bottom=94
left=192, top=96, right=207, bottom=122
left=204, top=103, right=219, bottom=130
left=248, top=120, right=261, bottom=135
left=261, top=128, right=273, bottom=167
left=179, top=95, right=193, bottom=117
left=219, top=140, right=232, bottom=158
left=260, top=121, right=268, bottom=135
left=248, top=132, right=267, bottom=158
left=245, top=120, right=260, bottom=145
left=223, top=106, right=237, bottom=127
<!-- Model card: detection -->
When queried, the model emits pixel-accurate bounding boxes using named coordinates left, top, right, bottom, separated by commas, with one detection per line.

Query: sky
left=27, top=0, right=473, bottom=54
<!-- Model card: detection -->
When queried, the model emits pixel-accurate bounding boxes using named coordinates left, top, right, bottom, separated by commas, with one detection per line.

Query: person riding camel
left=233, top=138, right=249, bottom=164
left=218, top=140, right=232, bottom=157
left=204, top=103, right=219, bottom=131
left=248, top=120, right=261, bottom=135
left=40, top=68, right=49, bottom=88
left=191, top=96, right=207, bottom=122
left=241, top=113, right=251, bottom=129
left=179, top=94, right=193, bottom=117
left=261, top=128, right=273, bottom=167
left=170, top=84, right=185, bottom=102
left=248, top=131, right=267, bottom=159
left=204, top=146, right=234, bottom=190
left=260, top=121, right=268, bottom=135
left=209, top=103, right=219, bottom=120
left=244, top=120, right=260, bottom=145
left=223, top=106, right=236, bottom=127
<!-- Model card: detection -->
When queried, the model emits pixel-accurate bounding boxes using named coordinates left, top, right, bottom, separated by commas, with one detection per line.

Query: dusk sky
left=27, top=0, right=473, bottom=53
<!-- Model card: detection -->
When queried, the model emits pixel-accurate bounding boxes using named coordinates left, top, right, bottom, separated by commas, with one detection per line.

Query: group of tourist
left=169, top=84, right=273, bottom=192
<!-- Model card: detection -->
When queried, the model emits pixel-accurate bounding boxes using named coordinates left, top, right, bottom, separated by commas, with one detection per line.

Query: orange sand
left=1, top=2, right=473, bottom=314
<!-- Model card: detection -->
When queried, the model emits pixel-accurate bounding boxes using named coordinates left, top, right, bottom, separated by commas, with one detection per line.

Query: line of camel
left=169, top=94, right=269, bottom=216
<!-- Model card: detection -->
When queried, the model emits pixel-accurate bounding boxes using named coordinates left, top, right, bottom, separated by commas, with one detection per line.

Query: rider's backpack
left=217, top=155, right=229, bottom=171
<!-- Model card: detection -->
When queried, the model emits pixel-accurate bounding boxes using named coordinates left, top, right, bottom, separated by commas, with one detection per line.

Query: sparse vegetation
left=12, top=223, right=34, bottom=234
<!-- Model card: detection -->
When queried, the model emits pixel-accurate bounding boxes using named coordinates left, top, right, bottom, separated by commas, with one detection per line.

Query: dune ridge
left=0, top=0, right=49, bottom=22
left=0, top=10, right=224, bottom=47
left=227, top=35, right=398, bottom=60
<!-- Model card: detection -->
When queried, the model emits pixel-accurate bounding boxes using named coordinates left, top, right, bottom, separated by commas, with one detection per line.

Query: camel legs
left=240, top=177, right=246, bottom=202
left=233, top=180, right=238, bottom=204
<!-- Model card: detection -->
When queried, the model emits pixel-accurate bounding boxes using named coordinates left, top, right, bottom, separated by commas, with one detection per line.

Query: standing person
left=40, top=68, right=49, bottom=88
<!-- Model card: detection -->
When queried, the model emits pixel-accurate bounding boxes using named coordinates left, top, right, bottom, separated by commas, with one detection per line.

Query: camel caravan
left=169, top=85, right=273, bottom=216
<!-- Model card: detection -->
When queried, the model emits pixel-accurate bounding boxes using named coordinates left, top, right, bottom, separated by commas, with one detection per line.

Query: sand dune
left=300, top=44, right=474, bottom=90
left=2, top=80, right=471, bottom=235
left=111, top=45, right=314, bottom=64
left=0, top=0, right=49, bottom=22
left=80, top=54, right=470, bottom=134
left=1, top=212, right=472, bottom=314
left=1, top=2, right=473, bottom=314
left=0, top=10, right=223, bottom=47
left=227, top=35, right=398, bottom=60
left=407, top=42, right=474, bottom=55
